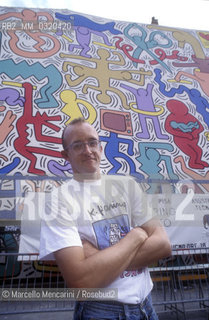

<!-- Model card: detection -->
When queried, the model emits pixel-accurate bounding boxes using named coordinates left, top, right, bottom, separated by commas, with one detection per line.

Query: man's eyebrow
left=71, top=140, right=82, bottom=144
left=72, top=137, right=98, bottom=144
left=88, top=137, right=98, bottom=141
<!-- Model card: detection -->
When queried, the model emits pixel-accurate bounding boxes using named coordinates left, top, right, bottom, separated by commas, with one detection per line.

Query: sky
left=0, top=0, right=209, bottom=31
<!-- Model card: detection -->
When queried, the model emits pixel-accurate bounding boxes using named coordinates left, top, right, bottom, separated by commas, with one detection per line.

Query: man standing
left=39, top=118, right=171, bottom=319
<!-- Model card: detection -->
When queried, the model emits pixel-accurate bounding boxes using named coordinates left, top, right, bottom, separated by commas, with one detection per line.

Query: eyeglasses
left=66, top=139, right=101, bottom=154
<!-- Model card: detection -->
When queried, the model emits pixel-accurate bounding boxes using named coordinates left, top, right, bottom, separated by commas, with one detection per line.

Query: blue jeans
left=73, top=293, right=158, bottom=320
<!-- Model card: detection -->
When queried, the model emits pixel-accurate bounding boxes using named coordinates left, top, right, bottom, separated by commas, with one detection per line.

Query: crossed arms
left=54, top=218, right=171, bottom=288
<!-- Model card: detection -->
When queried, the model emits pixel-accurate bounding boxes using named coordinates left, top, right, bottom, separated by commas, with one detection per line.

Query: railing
left=150, top=248, right=209, bottom=319
left=0, top=249, right=208, bottom=319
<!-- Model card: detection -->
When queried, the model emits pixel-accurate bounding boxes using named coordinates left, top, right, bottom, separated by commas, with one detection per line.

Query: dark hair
left=62, top=117, right=86, bottom=149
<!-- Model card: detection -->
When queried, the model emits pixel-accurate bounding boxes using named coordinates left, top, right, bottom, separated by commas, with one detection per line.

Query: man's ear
left=61, top=150, right=70, bottom=162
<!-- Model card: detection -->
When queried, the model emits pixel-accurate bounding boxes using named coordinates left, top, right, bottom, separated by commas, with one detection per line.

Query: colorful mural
left=0, top=7, right=209, bottom=178
left=0, top=6, right=209, bottom=253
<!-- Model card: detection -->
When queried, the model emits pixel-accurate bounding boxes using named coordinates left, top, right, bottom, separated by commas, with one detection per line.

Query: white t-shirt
left=39, top=175, right=153, bottom=304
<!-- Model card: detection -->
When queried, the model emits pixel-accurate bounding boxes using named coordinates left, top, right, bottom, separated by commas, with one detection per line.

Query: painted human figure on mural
left=68, top=27, right=113, bottom=58
left=173, top=56, right=209, bottom=97
left=13, top=82, right=63, bottom=175
left=0, top=88, right=25, bottom=107
left=123, top=23, right=172, bottom=71
left=174, top=155, right=209, bottom=193
left=60, top=48, right=152, bottom=109
left=0, top=59, right=62, bottom=109
left=0, top=110, right=17, bottom=145
left=0, top=158, right=20, bottom=174
left=55, top=13, right=121, bottom=35
left=136, top=142, right=178, bottom=193
left=0, top=105, right=20, bottom=174
left=165, top=99, right=209, bottom=169
left=0, top=9, right=61, bottom=58
left=55, top=12, right=121, bottom=57
left=154, top=68, right=209, bottom=128
left=60, top=90, right=97, bottom=125
left=47, top=160, right=72, bottom=176
left=99, top=132, right=144, bottom=180
left=120, top=83, right=168, bottom=140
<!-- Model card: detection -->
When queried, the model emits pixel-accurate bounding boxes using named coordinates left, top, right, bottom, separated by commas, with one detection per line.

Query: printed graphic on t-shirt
left=92, top=214, right=130, bottom=249
left=120, top=269, right=143, bottom=278
left=87, top=199, right=127, bottom=221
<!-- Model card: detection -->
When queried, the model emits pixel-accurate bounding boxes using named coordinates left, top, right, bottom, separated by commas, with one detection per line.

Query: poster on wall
left=0, top=6, right=209, bottom=254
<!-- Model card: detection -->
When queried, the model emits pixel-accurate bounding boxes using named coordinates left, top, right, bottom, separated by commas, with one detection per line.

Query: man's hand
left=133, top=226, right=148, bottom=242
